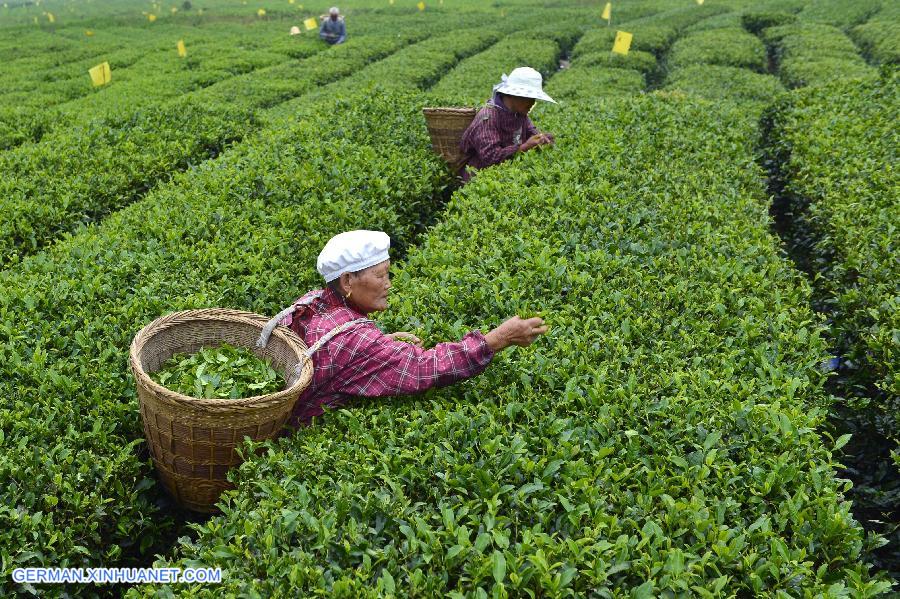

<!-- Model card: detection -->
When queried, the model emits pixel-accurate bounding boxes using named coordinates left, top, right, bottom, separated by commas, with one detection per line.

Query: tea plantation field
left=1, top=0, right=897, bottom=596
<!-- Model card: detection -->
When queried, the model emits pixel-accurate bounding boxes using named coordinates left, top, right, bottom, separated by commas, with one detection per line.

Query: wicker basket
left=129, top=308, right=313, bottom=513
left=422, top=106, right=478, bottom=174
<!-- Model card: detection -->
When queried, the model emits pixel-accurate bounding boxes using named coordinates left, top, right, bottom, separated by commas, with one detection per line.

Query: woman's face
left=343, top=260, right=391, bottom=313
left=505, top=95, right=536, bottom=116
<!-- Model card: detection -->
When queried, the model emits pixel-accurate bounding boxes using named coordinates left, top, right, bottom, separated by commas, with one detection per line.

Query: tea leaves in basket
left=151, top=344, right=283, bottom=399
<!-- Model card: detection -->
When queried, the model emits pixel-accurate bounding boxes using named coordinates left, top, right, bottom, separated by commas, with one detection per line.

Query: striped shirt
left=459, top=92, right=540, bottom=180
left=280, top=287, right=494, bottom=426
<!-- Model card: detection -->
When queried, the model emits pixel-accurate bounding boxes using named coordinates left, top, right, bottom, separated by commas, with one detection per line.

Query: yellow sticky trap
left=303, top=17, right=317, bottom=30
left=148, top=13, right=157, bottom=22
left=389, top=0, right=394, bottom=4
left=417, top=1, right=425, bottom=10
left=257, top=8, right=266, bottom=16
left=177, top=39, right=186, bottom=57
left=89, top=62, right=111, bottom=87
left=612, top=30, right=632, bottom=55
left=85, top=30, right=94, bottom=36
left=289, top=0, right=294, bottom=3
left=170, top=6, right=177, bottom=13
left=696, top=0, right=704, bottom=4
left=47, top=12, right=55, bottom=22
left=601, top=2, right=611, bottom=22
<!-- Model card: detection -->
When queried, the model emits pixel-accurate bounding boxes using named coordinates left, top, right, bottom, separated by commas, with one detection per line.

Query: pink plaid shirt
left=280, top=287, right=494, bottom=426
left=459, top=92, right=540, bottom=181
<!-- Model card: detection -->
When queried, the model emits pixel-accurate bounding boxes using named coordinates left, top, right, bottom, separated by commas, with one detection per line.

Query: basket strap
left=304, top=318, right=373, bottom=358
left=288, top=317, right=373, bottom=384
left=256, top=291, right=324, bottom=349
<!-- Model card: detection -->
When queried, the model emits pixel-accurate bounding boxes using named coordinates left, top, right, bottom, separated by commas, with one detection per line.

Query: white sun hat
left=289, top=25, right=301, bottom=35
left=317, top=230, right=391, bottom=283
left=493, top=66, right=556, bottom=104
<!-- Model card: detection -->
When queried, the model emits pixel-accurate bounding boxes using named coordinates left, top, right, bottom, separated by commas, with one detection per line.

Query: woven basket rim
left=422, top=106, right=479, bottom=116
left=130, top=307, right=312, bottom=410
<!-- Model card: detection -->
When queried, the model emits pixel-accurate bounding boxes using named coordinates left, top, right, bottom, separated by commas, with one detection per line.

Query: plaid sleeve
left=460, top=115, right=519, bottom=167
left=323, top=324, right=495, bottom=397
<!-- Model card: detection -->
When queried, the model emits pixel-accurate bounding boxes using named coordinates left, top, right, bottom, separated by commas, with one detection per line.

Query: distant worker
left=319, top=6, right=346, bottom=45
left=459, top=66, right=556, bottom=182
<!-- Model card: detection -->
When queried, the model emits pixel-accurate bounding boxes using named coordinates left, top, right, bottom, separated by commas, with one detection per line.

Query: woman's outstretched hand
left=387, top=332, right=424, bottom=347
left=484, top=316, right=548, bottom=352
left=520, top=134, right=553, bottom=153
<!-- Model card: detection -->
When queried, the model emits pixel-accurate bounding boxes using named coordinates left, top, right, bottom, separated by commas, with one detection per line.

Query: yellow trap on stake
left=612, top=30, right=632, bottom=55
left=89, top=62, right=111, bottom=87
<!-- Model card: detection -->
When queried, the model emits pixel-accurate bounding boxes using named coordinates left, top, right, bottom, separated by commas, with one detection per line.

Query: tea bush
left=547, top=65, right=645, bottom=101
left=0, top=27, right=442, bottom=266
left=668, top=27, right=767, bottom=71
left=664, top=64, right=785, bottom=107
left=511, top=20, right=584, bottom=55
left=765, top=72, right=899, bottom=438
left=577, top=50, right=657, bottom=74
left=870, top=2, right=900, bottom=22
left=324, top=31, right=506, bottom=99
left=0, top=60, right=473, bottom=593
left=797, top=0, right=882, bottom=29
left=633, top=3, right=732, bottom=31
left=683, top=12, right=743, bottom=33
left=741, top=10, right=797, bottom=35
left=0, top=101, right=256, bottom=266
left=0, top=23, right=310, bottom=149
left=572, top=25, right=676, bottom=57
left=572, top=3, right=731, bottom=64
left=189, top=33, right=424, bottom=112
left=136, top=93, right=891, bottom=597
left=2, top=44, right=146, bottom=109
left=762, top=22, right=875, bottom=88
left=545, top=29, right=651, bottom=103
left=3, top=1, right=898, bottom=595
left=850, top=20, right=900, bottom=65
left=0, top=12, right=561, bottom=588
left=0, top=8, right=494, bottom=150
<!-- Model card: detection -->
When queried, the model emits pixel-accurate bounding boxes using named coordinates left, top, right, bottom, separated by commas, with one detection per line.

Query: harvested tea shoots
left=152, top=343, right=284, bottom=399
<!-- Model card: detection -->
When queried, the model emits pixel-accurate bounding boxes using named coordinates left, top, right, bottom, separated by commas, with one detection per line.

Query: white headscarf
left=317, top=231, right=390, bottom=283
